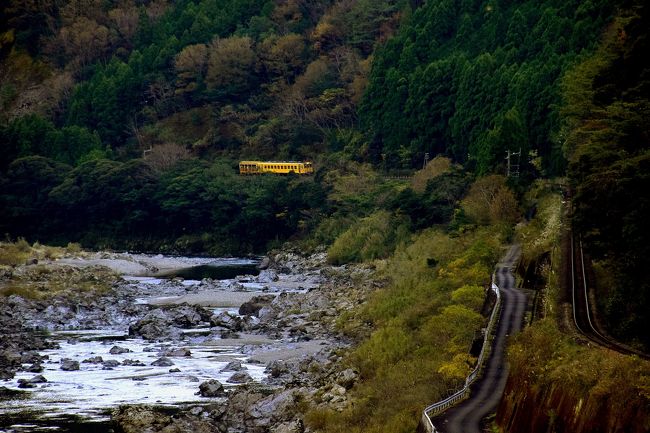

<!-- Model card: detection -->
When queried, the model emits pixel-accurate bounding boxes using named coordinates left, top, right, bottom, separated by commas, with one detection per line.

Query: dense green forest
left=0, top=0, right=618, bottom=249
left=1, top=0, right=648, bottom=348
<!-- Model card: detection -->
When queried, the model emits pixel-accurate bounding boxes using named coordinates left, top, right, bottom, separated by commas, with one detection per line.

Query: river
left=0, top=256, right=321, bottom=433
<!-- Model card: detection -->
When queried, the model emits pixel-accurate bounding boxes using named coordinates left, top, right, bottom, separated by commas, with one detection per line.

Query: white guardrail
left=420, top=274, right=502, bottom=433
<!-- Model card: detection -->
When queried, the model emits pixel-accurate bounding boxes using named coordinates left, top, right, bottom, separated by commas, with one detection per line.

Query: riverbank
left=0, top=242, right=379, bottom=432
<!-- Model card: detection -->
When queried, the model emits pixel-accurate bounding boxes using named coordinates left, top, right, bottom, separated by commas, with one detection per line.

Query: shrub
left=0, top=240, right=32, bottom=266
left=327, top=211, right=409, bottom=264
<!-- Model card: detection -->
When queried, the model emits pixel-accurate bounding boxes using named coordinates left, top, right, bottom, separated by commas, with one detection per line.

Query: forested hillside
left=0, top=0, right=620, bottom=253
left=362, top=0, right=615, bottom=174
left=562, top=0, right=649, bottom=348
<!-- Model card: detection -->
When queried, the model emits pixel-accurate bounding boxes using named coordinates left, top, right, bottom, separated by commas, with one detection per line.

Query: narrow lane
left=434, top=245, right=525, bottom=433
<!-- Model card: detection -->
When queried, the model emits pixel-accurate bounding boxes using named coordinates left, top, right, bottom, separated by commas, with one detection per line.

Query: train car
left=239, top=161, right=314, bottom=175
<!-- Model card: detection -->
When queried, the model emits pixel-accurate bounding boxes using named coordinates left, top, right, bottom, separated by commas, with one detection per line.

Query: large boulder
left=220, top=360, right=245, bottom=372
left=109, top=345, right=131, bottom=355
left=272, top=420, right=304, bottom=433
left=247, top=389, right=300, bottom=429
left=128, top=309, right=179, bottom=340
left=209, top=311, right=243, bottom=331
left=227, top=371, right=253, bottom=384
left=60, top=358, right=79, bottom=371
left=151, top=357, right=174, bottom=367
left=161, top=347, right=191, bottom=357
left=102, top=359, right=121, bottom=369
left=239, top=295, right=275, bottom=316
left=257, top=270, right=279, bottom=283
left=112, top=405, right=172, bottom=433
left=169, top=304, right=210, bottom=327
left=198, top=379, right=226, bottom=397
left=336, top=368, right=359, bottom=390
left=257, top=256, right=271, bottom=270
left=17, top=374, right=47, bottom=388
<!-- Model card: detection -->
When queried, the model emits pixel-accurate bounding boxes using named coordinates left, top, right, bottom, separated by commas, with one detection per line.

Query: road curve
left=434, top=245, right=526, bottom=433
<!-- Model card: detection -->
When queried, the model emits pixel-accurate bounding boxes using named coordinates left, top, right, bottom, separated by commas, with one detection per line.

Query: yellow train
left=239, top=161, right=314, bottom=175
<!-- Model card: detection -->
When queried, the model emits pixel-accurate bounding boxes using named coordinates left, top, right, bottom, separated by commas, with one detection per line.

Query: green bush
left=327, top=211, right=409, bottom=264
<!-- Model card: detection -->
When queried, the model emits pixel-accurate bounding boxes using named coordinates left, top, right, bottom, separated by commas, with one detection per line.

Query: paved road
left=434, top=245, right=526, bottom=433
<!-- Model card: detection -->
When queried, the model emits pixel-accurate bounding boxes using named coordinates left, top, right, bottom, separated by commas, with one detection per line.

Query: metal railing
left=420, top=274, right=502, bottom=433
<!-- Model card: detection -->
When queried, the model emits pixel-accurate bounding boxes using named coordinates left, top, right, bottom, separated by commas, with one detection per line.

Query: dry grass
left=0, top=240, right=116, bottom=299
left=411, top=156, right=453, bottom=193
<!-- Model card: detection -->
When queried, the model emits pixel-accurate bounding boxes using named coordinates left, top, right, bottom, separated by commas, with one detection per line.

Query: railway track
left=569, top=233, right=649, bottom=359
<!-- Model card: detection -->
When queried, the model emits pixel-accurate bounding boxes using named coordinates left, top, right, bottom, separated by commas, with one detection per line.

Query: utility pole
left=423, top=152, right=430, bottom=169
left=506, top=149, right=521, bottom=177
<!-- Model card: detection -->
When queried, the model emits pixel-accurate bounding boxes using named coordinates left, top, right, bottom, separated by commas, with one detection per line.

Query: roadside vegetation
left=306, top=174, right=513, bottom=433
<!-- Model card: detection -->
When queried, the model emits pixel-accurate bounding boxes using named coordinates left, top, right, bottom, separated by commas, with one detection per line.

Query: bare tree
left=144, top=143, right=191, bottom=171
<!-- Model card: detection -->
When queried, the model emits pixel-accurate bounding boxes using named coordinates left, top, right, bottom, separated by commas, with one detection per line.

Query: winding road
left=433, top=245, right=526, bottom=433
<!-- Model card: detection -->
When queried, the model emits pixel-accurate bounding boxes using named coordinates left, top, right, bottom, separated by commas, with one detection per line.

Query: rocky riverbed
left=0, top=247, right=378, bottom=432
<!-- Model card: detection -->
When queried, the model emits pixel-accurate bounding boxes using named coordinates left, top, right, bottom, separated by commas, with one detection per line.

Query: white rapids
left=2, top=329, right=266, bottom=421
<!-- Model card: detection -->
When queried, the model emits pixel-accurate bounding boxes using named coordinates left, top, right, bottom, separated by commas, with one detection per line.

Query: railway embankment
left=496, top=319, right=650, bottom=433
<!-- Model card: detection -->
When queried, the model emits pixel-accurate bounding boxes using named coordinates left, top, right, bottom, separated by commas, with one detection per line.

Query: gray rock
left=151, top=357, right=174, bottom=367
left=239, top=295, right=275, bottom=316
left=248, top=389, right=296, bottom=425
left=109, top=345, right=131, bottom=355
left=266, top=360, right=289, bottom=378
left=220, top=361, right=245, bottom=372
left=82, top=356, right=104, bottom=364
left=210, top=311, right=243, bottom=331
left=122, top=359, right=145, bottom=366
left=272, top=420, right=304, bottom=433
left=227, top=281, right=245, bottom=291
left=198, top=379, right=226, bottom=397
left=20, top=351, right=42, bottom=364
left=226, top=371, right=253, bottom=384
left=102, top=359, right=121, bottom=368
left=111, top=406, right=172, bottom=433
left=257, top=257, right=271, bottom=270
left=162, top=348, right=191, bottom=357
left=129, top=310, right=174, bottom=340
left=336, top=368, right=358, bottom=389
left=257, top=270, right=279, bottom=283
left=60, top=358, right=79, bottom=371
left=257, top=306, right=275, bottom=321
left=170, top=305, right=207, bottom=327
left=17, top=380, right=37, bottom=389
left=26, top=363, right=43, bottom=373
left=17, top=374, right=48, bottom=388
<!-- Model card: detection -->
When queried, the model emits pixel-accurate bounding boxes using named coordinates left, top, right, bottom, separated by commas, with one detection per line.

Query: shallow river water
left=0, top=258, right=285, bottom=432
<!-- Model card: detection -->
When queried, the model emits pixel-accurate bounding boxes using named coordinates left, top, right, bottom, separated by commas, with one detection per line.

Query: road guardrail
left=420, top=274, right=502, bottom=433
